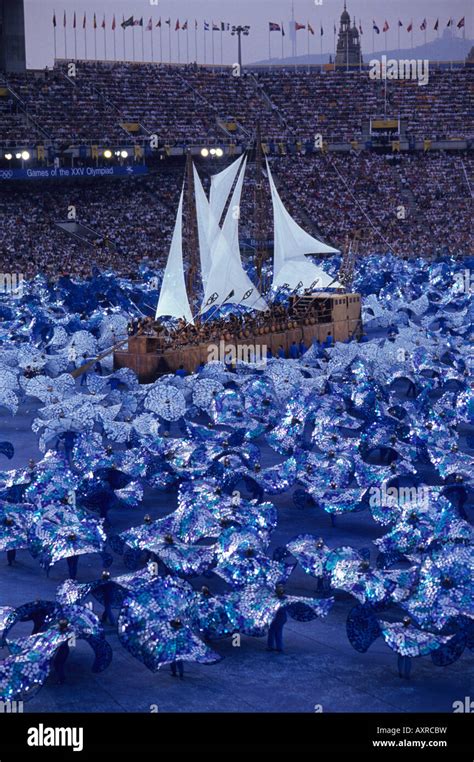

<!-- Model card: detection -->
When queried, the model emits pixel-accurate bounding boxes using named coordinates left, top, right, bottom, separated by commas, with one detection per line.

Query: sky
left=24, top=0, right=473, bottom=68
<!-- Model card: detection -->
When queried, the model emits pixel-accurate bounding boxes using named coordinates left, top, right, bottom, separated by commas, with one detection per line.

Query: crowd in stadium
left=0, top=62, right=472, bottom=278
left=1, top=63, right=472, bottom=146
left=1, top=151, right=472, bottom=280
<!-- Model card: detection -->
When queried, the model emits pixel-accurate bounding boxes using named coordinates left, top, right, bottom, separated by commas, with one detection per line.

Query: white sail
left=155, top=189, right=194, bottom=324
left=266, top=158, right=341, bottom=291
left=210, top=154, right=245, bottom=227
left=193, top=164, right=219, bottom=289
left=202, top=157, right=267, bottom=312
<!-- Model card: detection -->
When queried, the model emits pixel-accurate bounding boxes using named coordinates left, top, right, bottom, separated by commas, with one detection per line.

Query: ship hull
left=114, top=293, right=363, bottom=383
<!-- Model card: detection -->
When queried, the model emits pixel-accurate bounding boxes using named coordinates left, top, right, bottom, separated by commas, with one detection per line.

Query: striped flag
left=269, top=22, right=281, bottom=32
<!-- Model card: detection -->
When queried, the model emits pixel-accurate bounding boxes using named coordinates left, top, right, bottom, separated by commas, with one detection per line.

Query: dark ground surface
left=1, top=374, right=473, bottom=715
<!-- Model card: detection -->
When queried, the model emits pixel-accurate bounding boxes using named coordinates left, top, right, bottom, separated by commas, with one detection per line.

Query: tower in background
left=335, top=2, right=362, bottom=70
left=0, top=0, right=26, bottom=73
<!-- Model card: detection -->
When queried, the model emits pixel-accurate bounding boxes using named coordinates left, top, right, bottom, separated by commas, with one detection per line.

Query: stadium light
left=215, top=148, right=224, bottom=158
left=201, top=148, right=209, bottom=157
left=103, top=149, right=113, bottom=159
left=120, top=150, right=128, bottom=159
left=4, top=153, right=12, bottom=160
left=15, top=152, right=21, bottom=159
left=21, top=151, right=30, bottom=161
left=231, top=25, right=251, bottom=68
left=210, top=148, right=217, bottom=156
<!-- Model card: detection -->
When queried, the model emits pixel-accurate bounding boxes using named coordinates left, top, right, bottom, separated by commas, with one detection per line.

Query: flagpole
left=212, top=25, right=215, bottom=65
left=178, top=26, right=181, bottom=64
left=307, top=25, right=310, bottom=74
left=53, top=14, right=57, bottom=61
left=195, top=23, right=198, bottom=63
left=187, top=26, right=189, bottom=64
left=333, top=21, right=336, bottom=61
left=281, top=27, right=284, bottom=59
left=123, top=21, right=126, bottom=61
left=411, top=21, right=413, bottom=50
left=132, top=26, right=135, bottom=62
left=73, top=16, right=77, bottom=59
left=160, top=25, right=163, bottom=63
left=142, top=23, right=145, bottom=62
left=151, top=25, right=154, bottom=63
left=104, top=20, right=107, bottom=61
left=269, top=28, right=271, bottom=66
left=84, top=17, right=87, bottom=60
left=64, top=16, right=67, bottom=59
left=113, top=22, right=116, bottom=61
left=94, top=23, right=97, bottom=61
left=398, top=24, right=400, bottom=52
left=372, top=27, right=374, bottom=54
left=169, top=23, right=171, bottom=64
left=220, top=25, right=223, bottom=70
left=204, top=25, right=207, bottom=64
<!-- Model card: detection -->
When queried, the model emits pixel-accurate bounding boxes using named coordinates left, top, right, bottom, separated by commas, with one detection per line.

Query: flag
left=195, top=20, right=198, bottom=30
left=383, top=21, right=389, bottom=32
left=398, top=20, right=403, bottom=28
left=204, top=21, right=209, bottom=31
left=212, top=22, right=220, bottom=31
left=269, top=22, right=281, bottom=32
left=447, top=19, right=453, bottom=27
left=434, top=19, right=439, bottom=31
left=73, top=12, right=76, bottom=29
left=63, top=11, right=66, bottom=27
left=282, top=23, right=285, bottom=37
left=333, top=23, right=337, bottom=35
left=372, top=21, right=380, bottom=34
left=420, top=19, right=426, bottom=31
left=407, top=21, right=413, bottom=33
left=175, top=20, right=180, bottom=31
left=101, top=15, right=106, bottom=30
left=134, top=18, right=143, bottom=27
left=83, top=13, right=86, bottom=29
left=295, top=22, right=305, bottom=32
left=93, top=13, right=97, bottom=30
left=112, top=15, right=116, bottom=31
left=52, top=12, right=56, bottom=27
left=156, top=18, right=162, bottom=28
left=121, top=16, right=134, bottom=29
left=321, top=24, right=324, bottom=36
left=308, top=23, right=315, bottom=36
left=457, top=17, right=465, bottom=29
left=359, top=22, right=363, bottom=35
left=146, top=18, right=152, bottom=31
left=165, top=18, right=171, bottom=26
left=182, top=20, right=188, bottom=31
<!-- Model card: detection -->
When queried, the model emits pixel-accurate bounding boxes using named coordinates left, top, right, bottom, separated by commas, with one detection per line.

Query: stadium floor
left=1, top=389, right=473, bottom=714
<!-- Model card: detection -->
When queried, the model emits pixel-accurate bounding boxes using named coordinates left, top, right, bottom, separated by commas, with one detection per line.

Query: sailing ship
left=114, top=136, right=362, bottom=382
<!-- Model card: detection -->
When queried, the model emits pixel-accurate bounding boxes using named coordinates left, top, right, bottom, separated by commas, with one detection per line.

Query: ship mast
left=185, top=148, right=199, bottom=308
left=254, top=122, right=267, bottom=291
